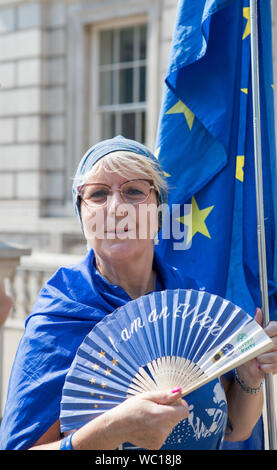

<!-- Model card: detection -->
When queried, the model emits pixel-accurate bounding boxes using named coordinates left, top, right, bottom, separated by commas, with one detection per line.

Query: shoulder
left=25, top=250, right=96, bottom=326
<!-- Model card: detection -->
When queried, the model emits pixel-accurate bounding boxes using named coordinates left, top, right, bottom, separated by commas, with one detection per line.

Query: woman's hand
left=223, top=308, right=277, bottom=442
left=111, top=387, right=189, bottom=449
left=71, top=387, right=189, bottom=450
left=237, top=308, right=277, bottom=388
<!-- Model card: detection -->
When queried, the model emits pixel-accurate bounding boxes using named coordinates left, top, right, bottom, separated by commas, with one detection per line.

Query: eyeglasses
left=78, top=179, right=155, bottom=207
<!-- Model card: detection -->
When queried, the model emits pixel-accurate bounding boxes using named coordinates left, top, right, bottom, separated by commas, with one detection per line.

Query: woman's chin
left=91, top=235, right=151, bottom=261
left=103, top=238, right=140, bottom=259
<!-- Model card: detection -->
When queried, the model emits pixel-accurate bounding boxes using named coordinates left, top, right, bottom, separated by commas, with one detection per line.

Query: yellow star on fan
left=101, top=382, right=106, bottom=389
left=177, top=196, right=214, bottom=244
left=93, top=363, right=99, bottom=370
left=166, top=100, right=195, bottom=130
left=243, top=7, right=250, bottom=40
left=89, top=377, right=96, bottom=384
left=99, top=350, right=106, bottom=358
left=105, top=368, right=112, bottom=376
left=112, top=358, right=118, bottom=366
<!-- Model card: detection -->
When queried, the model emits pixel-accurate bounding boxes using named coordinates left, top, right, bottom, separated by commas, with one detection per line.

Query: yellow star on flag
left=112, top=358, right=118, bottom=366
left=236, top=156, right=245, bottom=182
left=99, top=350, right=106, bottom=358
left=89, top=377, right=96, bottom=384
left=166, top=100, right=195, bottom=131
left=243, top=7, right=250, bottom=40
left=105, top=368, right=112, bottom=376
left=177, top=196, right=214, bottom=245
left=93, top=363, right=99, bottom=370
left=241, top=88, right=248, bottom=95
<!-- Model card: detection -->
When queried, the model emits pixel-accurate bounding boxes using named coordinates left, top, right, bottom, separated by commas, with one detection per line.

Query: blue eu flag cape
left=0, top=250, right=198, bottom=450
left=155, top=0, right=277, bottom=449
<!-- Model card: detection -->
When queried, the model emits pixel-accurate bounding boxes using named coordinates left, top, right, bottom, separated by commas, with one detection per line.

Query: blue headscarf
left=72, top=135, right=168, bottom=226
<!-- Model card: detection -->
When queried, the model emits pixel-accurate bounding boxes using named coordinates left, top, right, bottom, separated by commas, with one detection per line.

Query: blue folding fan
left=60, top=288, right=272, bottom=433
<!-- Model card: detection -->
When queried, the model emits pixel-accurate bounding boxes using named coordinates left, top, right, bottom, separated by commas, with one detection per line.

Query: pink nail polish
left=171, top=386, right=182, bottom=394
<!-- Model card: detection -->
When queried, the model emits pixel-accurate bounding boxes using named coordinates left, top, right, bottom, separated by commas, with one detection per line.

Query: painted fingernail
left=171, top=386, right=182, bottom=394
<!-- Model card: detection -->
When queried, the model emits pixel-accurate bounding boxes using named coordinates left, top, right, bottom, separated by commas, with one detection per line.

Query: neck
left=95, top=248, right=156, bottom=299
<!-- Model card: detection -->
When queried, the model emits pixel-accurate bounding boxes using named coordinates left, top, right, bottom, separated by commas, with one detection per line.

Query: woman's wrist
left=70, top=409, right=124, bottom=450
left=235, top=367, right=264, bottom=393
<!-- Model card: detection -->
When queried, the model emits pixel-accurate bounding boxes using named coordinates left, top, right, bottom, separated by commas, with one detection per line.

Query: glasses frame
left=78, top=179, right=156, bottom=207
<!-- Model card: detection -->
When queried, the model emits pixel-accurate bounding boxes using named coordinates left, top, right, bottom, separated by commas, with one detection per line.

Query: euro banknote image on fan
left=60, top=288, right=273, bottom=433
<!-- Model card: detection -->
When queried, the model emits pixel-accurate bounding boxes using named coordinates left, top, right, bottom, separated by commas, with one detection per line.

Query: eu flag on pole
left=155, top=0, right=277, bottom=449
left=155, top=0, right=277, bottom=316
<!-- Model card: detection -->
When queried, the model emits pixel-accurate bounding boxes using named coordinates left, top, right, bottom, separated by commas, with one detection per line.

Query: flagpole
left=249, top=0, right=277, bottom=450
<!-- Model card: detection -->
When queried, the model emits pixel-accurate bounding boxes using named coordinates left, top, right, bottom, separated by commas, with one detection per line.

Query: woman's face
left=80, top=167, right=159, bottom=262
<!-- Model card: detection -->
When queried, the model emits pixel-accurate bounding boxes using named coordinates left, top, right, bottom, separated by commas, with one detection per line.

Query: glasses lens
left=80, top=180, right=153, bottom=206
left=121, top=180, right=151, bottom=204
left=81, top=185, right=110, bottom=206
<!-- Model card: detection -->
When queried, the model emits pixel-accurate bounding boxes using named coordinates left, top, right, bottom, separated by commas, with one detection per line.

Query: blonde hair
left=75, top=150, right=168, bottom=203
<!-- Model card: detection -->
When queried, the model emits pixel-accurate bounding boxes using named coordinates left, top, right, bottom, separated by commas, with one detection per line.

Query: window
left=97, top=24, right=147, bottom=143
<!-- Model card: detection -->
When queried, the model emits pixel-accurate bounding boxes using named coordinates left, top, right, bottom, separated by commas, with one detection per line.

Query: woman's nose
left=107, top=190, right=126, bottom=216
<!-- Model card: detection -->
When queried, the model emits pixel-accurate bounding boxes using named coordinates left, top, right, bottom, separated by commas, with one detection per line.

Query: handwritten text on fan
left=108, top=302, right=223, bottom=353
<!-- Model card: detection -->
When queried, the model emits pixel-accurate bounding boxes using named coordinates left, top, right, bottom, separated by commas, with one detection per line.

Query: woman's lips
left=105, top=227, right=135, bottom=233
left=104, top=227, right=136, bottom=237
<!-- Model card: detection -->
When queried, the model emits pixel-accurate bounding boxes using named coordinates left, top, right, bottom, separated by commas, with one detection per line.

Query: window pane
left=121, top=112, right=135, bottom=140
left=101, top=112, right=116, bottom=140
left=99, top=30, right=114, bottom=65
left=97, top=25, right=147, bottom=145
left=99, top=70, right=114, bottom=105
left=140, top=111, right=146, bottom=143
left=139, top=25, right=147, bottom=60
left=135, top=111, right=146, bottom=143
left=119, top=68, right=133, bottom=104
left=119, top=28, right=134, bottom=62
left=139, top=66, right=146, bottom=102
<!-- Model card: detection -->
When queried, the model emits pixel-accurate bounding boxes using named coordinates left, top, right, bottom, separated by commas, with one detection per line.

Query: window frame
left=89, top=16, right=148, bottom=145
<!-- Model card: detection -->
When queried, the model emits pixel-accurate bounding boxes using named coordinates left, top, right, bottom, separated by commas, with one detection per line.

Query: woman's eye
left=90, top=190, right=109, bottom=199
left=125, top=188, right=143, bottom=195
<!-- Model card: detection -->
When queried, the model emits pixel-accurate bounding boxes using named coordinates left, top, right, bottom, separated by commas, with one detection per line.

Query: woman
left=0, top=136, right=276, bottom=450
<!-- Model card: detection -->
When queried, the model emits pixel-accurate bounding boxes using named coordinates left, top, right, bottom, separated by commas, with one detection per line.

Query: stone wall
left=0, top=1, right=67, bottom=215
left=0, top=0, right=276, bottom=255
left=0, top=1, right=83, bottom=252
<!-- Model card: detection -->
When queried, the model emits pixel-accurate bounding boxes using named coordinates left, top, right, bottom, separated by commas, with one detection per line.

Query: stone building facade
left=0, top=0, right=276, bottom=256
left=0, top=0, right=178, bottom=255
